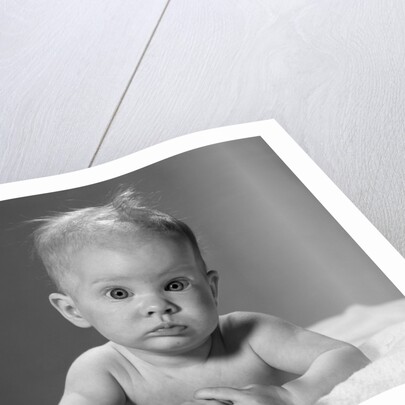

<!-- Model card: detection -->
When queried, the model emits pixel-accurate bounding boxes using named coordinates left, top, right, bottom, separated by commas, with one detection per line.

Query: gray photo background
left=1, top=137, right=402, bottom=405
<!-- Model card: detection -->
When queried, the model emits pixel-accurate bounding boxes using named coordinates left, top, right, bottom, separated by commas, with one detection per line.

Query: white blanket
left=310, top=299, right=405, bottom=405
left=316, top=321, right=405, bottom=405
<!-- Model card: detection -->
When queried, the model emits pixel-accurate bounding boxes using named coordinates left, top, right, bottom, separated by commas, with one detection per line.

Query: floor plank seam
left=88, top=0, right=172, bottom=167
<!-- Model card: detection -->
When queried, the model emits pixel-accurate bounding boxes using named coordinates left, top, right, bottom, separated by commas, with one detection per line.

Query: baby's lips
left=149, top=322, right=187, bottom=333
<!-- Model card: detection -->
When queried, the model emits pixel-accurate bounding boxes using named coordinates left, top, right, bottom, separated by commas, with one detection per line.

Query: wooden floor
left=1, top=0, right=405, bottom=257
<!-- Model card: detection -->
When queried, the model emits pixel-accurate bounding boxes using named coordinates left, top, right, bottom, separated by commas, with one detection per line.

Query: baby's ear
left=49, top=293, right=91, bottom=328
left=207, top=270, right=219, bottom=305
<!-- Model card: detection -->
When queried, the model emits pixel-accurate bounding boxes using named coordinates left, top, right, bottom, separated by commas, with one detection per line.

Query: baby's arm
left=58, top=350, right=126, bottom=405
left=280, top=344, right=369, bottom=405
left=246, top=312, right=370, bottom=405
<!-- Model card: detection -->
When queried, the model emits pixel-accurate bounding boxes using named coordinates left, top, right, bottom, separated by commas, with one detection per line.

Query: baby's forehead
left=68, top=235, right=198, bottom=275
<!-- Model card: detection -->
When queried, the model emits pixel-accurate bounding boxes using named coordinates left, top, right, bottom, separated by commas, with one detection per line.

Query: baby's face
left=65, top=235, right=219, bottom=356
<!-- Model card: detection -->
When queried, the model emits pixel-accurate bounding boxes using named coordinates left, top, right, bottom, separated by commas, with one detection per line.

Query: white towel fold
left=316, top=320, right=405, bottom=405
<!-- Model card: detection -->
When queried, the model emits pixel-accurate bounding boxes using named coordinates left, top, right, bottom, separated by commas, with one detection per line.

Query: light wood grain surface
left=1, top=0, right=405, bottom=257
left=0, top=0, right=168, bottom=179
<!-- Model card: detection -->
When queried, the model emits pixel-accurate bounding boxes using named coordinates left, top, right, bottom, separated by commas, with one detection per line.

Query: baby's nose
left=141, top=295, right=179, bottom=317
left=146, top=305, right=175, bottom=317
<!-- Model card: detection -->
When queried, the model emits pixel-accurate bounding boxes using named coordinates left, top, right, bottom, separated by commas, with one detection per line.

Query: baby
left=33, top=189, right=369, bottom=405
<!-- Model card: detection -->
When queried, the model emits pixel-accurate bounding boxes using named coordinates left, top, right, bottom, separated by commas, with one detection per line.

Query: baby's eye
left=165, top=279, right=190, bottom=291
left=106, top=288, right=131, bottom=300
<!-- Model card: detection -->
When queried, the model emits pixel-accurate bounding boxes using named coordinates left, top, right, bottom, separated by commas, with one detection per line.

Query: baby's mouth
left=149, top=323, right=187, bottom=335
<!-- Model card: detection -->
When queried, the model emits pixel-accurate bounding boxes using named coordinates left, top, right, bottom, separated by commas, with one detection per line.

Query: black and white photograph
left=2, top=127, right=405, bottom=405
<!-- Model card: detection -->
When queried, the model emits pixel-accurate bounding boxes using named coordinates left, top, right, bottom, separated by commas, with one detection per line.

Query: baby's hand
left=187, top=384, right=298, bottom=405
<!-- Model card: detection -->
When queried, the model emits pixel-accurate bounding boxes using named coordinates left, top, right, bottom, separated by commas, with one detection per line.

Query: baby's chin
left=124, top=333, right=214, bottom=358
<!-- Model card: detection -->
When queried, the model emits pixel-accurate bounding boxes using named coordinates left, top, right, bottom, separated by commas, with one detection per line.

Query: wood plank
left=94, top=0, right=405, bottom=256
left=0, top=0, right=168, bottom=183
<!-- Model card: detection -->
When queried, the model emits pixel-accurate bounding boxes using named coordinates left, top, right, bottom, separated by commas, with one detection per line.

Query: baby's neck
left=114, top=333, right=215, bottom=370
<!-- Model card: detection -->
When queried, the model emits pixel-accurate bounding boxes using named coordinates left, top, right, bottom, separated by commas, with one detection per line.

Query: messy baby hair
left=32, top=188, right=206, bottom=292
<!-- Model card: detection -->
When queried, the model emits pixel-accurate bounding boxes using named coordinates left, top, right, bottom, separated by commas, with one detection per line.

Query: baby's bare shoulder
left=61, top=344, right=126, bottom=405
left=220, top=311, right=323, bottom=343
left=219, top=312, right=349, bottom=373
left=218, top=311, right=286, bottom=344
left=68, top=343, right=118, bottom=371
left=219, top=311, right=283, bottom=331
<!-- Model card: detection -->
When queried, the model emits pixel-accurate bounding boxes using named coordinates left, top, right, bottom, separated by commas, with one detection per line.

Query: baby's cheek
left=196, top=291, right=218, bottom=312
